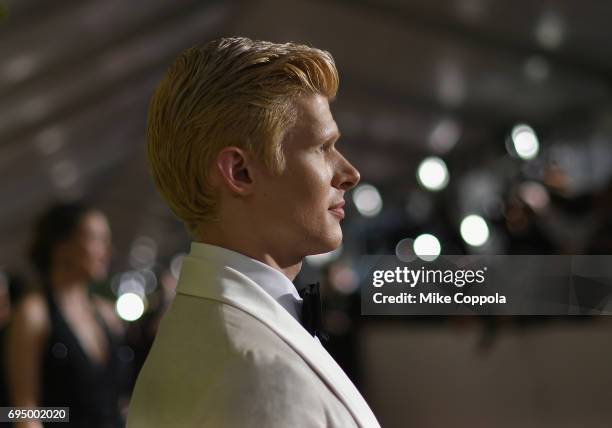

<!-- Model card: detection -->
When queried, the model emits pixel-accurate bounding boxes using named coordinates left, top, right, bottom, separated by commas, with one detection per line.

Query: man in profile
left=127, top=37, right=380, bottom=427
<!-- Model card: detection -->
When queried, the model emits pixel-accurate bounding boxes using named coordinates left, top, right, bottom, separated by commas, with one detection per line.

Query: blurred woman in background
left=6, top=202, right=127, bottom=428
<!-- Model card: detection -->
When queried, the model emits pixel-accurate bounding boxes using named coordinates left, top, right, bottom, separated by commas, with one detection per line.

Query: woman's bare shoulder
left=12, top=291, right=49, bottom=334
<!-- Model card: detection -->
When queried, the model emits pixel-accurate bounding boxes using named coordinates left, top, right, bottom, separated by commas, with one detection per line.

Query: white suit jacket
left=127, top=250, right=380, bottom=428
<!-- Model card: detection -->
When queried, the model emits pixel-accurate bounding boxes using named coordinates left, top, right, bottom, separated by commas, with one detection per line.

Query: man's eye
left=319, top=143, right=332, bottom=152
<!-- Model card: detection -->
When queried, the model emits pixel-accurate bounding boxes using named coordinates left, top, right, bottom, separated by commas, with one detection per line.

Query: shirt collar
left=189, top=242, right=302, bottom=321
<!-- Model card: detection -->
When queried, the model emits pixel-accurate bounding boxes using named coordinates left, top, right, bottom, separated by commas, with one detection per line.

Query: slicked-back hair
left=146, top=37, right=339, bottom=233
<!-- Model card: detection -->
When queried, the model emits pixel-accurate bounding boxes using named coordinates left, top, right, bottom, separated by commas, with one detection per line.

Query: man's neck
left=196, top=236, right=303, bottom=281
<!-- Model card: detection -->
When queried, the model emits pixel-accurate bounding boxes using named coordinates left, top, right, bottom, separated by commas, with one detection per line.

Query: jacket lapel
left=176, top=255, right=379, bottom=428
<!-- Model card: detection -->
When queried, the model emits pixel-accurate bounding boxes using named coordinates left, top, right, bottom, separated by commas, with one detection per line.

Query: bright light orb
left=460, top=215, right=490, bottom=247
left=115, top=293, right=145, bottom=322
left=413, top=233, right=441, bottom=262
left=511, top=124, right=539, bottom=160
left=417, top=156, right=449, bottom=191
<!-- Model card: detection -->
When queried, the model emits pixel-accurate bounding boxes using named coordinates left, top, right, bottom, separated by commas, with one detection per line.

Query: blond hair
left=146, top=37, right=339, bottom=232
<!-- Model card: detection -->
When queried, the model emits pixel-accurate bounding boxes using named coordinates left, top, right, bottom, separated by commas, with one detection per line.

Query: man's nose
left=333, top=153, right=360, bottom=191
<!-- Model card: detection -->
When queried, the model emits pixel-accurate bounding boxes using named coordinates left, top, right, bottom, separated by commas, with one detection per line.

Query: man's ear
left=215, top=147, right=254, bottom=195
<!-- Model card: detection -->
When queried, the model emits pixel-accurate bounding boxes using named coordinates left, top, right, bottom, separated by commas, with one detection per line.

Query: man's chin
left=311, top=233, right=342, bottom=255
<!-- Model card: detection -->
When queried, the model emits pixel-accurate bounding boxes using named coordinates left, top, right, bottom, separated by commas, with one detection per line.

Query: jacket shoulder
left=128, top=294, right=356, bottom=427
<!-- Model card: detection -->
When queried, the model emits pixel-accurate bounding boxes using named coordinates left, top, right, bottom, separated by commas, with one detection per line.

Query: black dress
left=41, top=288, right=127, bottom=428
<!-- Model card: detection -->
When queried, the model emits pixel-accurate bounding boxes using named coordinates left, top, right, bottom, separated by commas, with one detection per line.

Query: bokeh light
left=518, top=181, right=550, bottom=212
left=353, top=184, right=383, bottom=217
left=395, top=237, right=417, bottom=262
left=129, top=236, right=157, bottom=270
left=536, top=11, right=564, bottom=50
left=115, top=292, right=145, bottom=322
left=417, top=156, right=449, bottom=191
left=428, top=118, right=461, bottom=154
left=511, top=124, right=539, bottom=160
left=460, top=215, right=490, bottom=247
left=413, top=233, right=441, bottom=261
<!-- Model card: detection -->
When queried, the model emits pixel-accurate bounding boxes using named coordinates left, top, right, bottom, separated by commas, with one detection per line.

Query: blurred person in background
left=0, top=272, right=12, bottom=412
left=6, top=202, right=129, bottom=428
left=0, top=274, right=11, bottom=331
left=1, top=272, right=25, bottom=427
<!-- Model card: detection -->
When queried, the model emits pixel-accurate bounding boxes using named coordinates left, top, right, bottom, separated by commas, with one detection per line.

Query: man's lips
left=329, top=201, right=345, bottom=219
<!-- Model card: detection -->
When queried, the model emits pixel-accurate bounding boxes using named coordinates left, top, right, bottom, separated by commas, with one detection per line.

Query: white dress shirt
left=190, top=242, right=304, bottom=322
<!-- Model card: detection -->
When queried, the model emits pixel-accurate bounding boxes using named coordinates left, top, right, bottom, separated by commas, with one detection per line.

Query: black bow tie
left=298, top=282, right=328, bottom=341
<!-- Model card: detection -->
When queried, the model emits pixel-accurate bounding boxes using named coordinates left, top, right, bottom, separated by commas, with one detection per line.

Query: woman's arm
left=6, top=293, right=49, bottom=428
